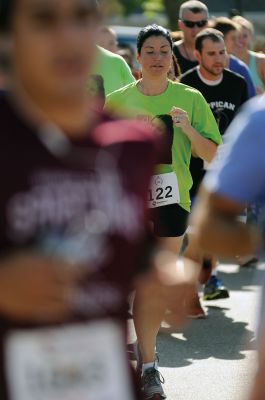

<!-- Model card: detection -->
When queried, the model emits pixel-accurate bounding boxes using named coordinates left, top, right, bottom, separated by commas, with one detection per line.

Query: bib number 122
left=148, top=172, right=180, bottom=208
left=148, top=186, right=172, bottom=202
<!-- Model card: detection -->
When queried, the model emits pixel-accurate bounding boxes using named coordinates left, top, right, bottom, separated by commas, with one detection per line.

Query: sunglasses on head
left=182, top=19, right=207, bottom=28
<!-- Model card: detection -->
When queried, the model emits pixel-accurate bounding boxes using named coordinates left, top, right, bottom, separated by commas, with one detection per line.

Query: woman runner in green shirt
left=106, top=24, right=221, bottom=400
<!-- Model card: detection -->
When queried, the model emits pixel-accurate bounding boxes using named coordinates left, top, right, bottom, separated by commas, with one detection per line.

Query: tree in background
left=163, top=0, right=185, bottom=30
left=99, top=0, right=144, bottom=17
left=99, top=0, right=186, bottom=31
left=98, top=0, right=124, bottom=17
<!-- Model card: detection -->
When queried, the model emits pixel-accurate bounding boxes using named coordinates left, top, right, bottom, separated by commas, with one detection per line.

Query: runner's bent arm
left=182, top=124, right=217, bottom=162
left=190, top=186, right=262, bottom=257
left=170, top=106, right=218, bottom=162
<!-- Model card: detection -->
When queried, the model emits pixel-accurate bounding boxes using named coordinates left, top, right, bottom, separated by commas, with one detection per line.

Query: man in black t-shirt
left=173, top=1, right=209, bottom=74
left=180, top=28, right=248, bottom=196
left=180, top=28, right=248, bottom=303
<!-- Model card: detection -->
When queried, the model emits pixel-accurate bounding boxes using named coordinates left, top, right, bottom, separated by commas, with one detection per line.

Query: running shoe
left=239, top=256, right=258, bottom=268
left=141, top=367, right=166, bottom=399
left=203, top=275, right=229, bottom=300
left=131, top=342, right=160, bottom=376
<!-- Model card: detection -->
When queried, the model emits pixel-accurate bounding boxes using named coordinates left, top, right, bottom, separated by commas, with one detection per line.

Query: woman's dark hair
left=171, top=54, right=181, bottom=78
left=0, top=0, right=15, bottom=33
left=137, top=24, right=173, bottom=54
left=154, top=114, right=173, bottom=164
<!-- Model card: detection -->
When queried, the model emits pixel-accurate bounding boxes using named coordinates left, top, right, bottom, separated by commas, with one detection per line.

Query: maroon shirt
left=0, top=94, right=158, bottom=399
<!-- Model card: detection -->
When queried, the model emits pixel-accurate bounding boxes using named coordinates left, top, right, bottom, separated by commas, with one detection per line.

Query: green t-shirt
left=105, top=80, right=222, bottom=211
left=90, top=46, right=135, bottom=97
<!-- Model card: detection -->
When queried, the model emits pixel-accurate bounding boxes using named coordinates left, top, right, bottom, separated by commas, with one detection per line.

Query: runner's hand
left=169, top=106, right=191, bottom=133
left=0, top=252, right=83, bottom=323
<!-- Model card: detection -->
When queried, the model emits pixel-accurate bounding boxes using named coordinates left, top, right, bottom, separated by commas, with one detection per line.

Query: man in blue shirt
left=190, top=94, right=265, bottom=400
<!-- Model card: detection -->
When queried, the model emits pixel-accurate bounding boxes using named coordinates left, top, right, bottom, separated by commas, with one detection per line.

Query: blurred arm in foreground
left=190, top=95, right=265, bottom=400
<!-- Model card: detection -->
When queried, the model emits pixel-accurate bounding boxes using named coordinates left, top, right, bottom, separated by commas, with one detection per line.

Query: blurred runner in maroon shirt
left=0, top=1, right=195, bottom=399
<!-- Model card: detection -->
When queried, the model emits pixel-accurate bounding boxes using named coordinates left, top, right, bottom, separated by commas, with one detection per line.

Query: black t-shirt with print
left=173, top=43, right=198, bottom=74
left=0, top=94, right=158, bottom=400
left=180, top=67, right=248, bottom=197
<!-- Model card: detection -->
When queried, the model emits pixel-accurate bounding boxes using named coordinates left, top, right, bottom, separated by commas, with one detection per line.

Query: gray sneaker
left=141, top=367, right=166, bottom=399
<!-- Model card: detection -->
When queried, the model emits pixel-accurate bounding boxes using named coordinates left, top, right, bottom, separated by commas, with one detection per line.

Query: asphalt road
left=128, top=261, right=264, bottom=400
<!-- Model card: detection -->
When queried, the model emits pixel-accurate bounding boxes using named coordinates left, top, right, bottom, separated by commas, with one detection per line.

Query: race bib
left=148, top=172, right=180, bottom=208
left=5, top=321, right=134, bottom=400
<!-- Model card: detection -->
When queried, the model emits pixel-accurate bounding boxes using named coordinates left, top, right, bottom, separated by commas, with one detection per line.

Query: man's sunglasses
left=182, top=20, right=208, bottom=28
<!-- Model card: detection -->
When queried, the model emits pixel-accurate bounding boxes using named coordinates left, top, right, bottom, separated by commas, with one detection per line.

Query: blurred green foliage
left=100, top=0, right=185, bottom=30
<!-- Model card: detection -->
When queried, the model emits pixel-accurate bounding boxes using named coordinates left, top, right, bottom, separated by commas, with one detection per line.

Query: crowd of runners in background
left=91, top=1, right=265, bottom=398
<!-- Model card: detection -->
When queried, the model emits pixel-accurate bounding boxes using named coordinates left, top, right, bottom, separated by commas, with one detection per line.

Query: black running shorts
left=150, top=203, right=189, bottom=237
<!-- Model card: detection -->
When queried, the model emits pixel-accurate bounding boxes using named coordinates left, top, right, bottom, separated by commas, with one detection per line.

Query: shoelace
left=143, top=368, right=165, bottom=386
